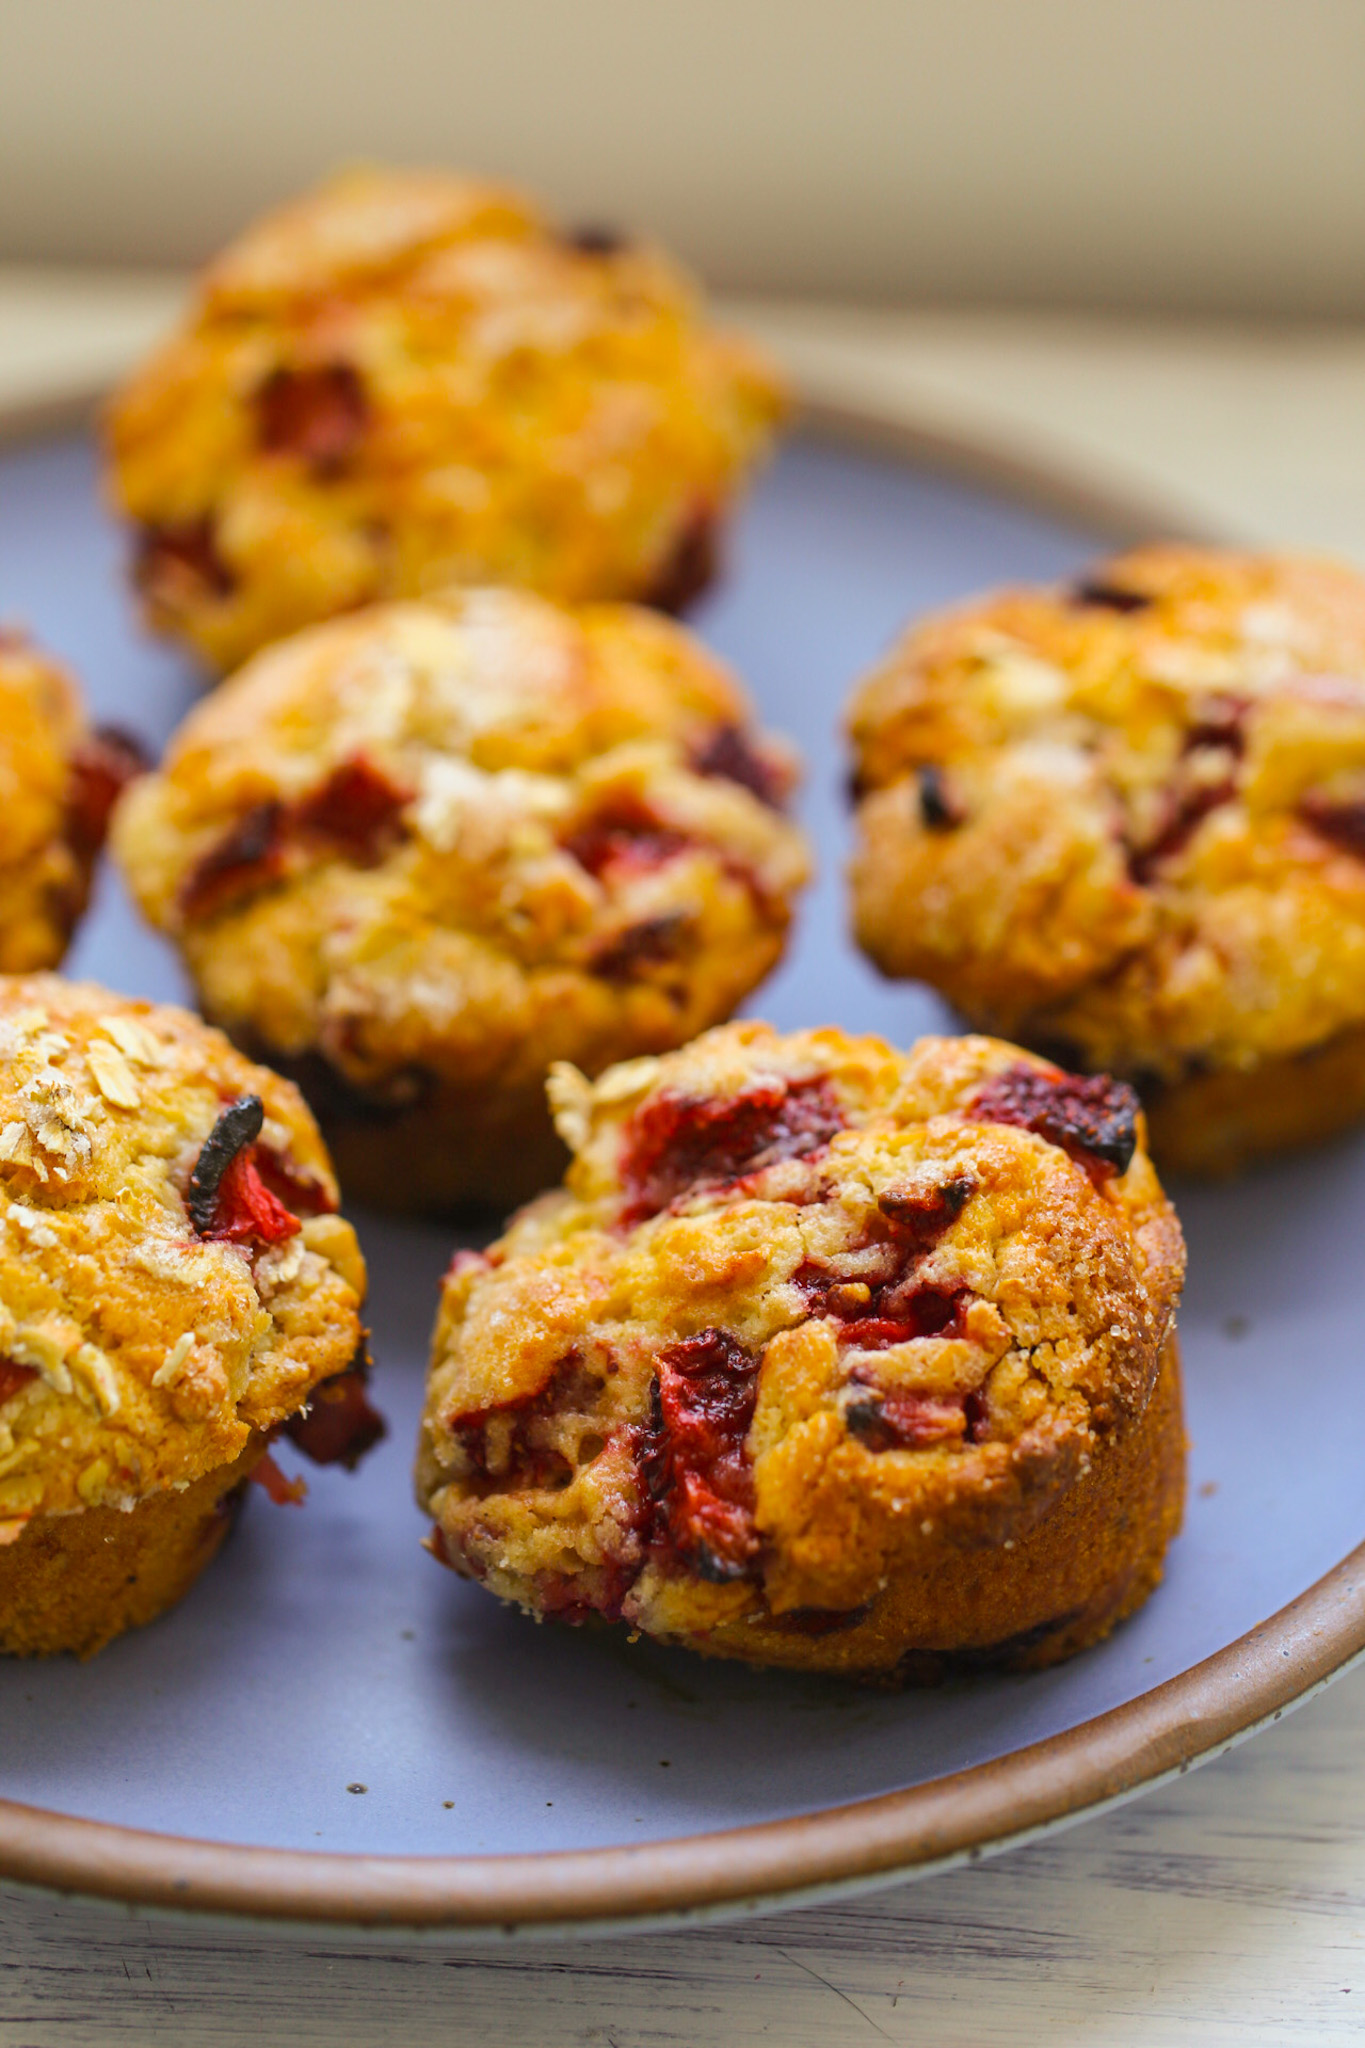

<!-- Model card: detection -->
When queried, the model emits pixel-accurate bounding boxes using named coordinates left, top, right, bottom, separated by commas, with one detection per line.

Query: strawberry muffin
left=105, top=165, right=787, bottom=674
left=417, top=1022, right=1185, bottom=1680
left=0, top=977, right=379, bottom=1657
left=849, top=546, right=1365, bottom=1173
left=0, top=629, right=142, bottom=971
left=112, top=587, right=810, bottom=1212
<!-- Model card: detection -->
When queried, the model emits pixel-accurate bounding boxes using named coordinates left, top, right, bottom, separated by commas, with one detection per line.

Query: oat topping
left=0, top=976, right=368, bottom=1519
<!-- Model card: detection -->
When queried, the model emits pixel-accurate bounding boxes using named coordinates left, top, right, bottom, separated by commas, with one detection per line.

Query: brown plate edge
left=792, top=391, right=1224, bottom=551
left=1, top=1538, right=1362, bottom=1935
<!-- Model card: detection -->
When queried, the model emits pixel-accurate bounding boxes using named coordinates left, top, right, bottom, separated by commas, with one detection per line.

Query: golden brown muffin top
left=113, top=590, right=810, bottom=1097
left=848, top=546, right=1365, bottom=1076
left=105, top=166, right=787, bottom=671
left=198, top=168, right=540, bottom=310
left=418, top=1022, right=1183, bottom=1636
left=0, top=977, right=366, bottom=1528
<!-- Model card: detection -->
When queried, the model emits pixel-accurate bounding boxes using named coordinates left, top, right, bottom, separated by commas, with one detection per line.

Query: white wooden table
left=2, top=272, right=1364, bottom=2043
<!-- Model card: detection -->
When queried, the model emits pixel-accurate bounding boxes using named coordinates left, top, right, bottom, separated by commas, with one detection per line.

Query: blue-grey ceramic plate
left=0, top=431, right=1361, bottom=1938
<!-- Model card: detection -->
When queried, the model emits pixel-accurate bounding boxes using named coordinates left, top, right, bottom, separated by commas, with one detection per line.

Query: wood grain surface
left=2, top=270, right=1364, bottom=2041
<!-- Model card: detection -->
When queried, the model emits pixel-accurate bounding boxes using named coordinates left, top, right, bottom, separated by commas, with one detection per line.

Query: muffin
left=0, top=976, right=378, bottom=1657
left=105, top=165, right=787, bottom=674
left=0, top=629, right=143, bottom=971
left=111, top=586, right=811, bottom=1213
left=416, top=1022, right=1185, bottom=1680
left=848, top=545, right=1365, bottom=1174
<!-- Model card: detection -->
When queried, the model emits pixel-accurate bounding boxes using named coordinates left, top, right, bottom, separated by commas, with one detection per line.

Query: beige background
left=3, top=0, right=1365, bottom=315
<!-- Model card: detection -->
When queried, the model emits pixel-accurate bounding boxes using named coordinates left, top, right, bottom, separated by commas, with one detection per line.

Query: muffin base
left=688, top=1332, right=1186, bottom=1682
left=245, top=1048, right=571, bottom=1217
left=1141, top=1023, right=1365, bottom=1177
left=0, top=1437, right=265, bottom=1659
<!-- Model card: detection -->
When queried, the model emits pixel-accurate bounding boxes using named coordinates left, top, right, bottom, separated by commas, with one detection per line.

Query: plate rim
left=1, top=1540, right=1362, bottom=1932
left=3, top=402, right=1355, bottom=1935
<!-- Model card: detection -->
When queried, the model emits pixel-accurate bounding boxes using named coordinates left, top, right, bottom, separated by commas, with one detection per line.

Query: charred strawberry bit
left=561, top=797, right=690, bottom=883
left=66, top=727, right=149, bottom=860
left=1069, top=577, right=1152, bottom=614
left=797, top=1176, right=972, bottom=1337
left=180, top=754, right=409, bottom=920
left=187, top=1095, right=302, bottom=1247
left=134, top=517, right=235, bottom=605
left=1128, top=774, right=1238, bottom=884
left=845, top=1388, right=968, bottom=1452
left=564, top=223, right=628, bottom=255
left=968, top=1063, right=1139, bottom=1181
left=0, top=1359, right=37, bottom=1406
left=963, top=1389, right=990, bottom=1442
left=644, top=503, right=718, bottom=615
left=181, top=802, right=287, bottom=920
left=916, top=764, right=960, bottom=832
left=877, top=1176, right=973, bottom=1247
left=1299, top=793, right=1365, bottom=860
left=1184, top=695, right=1249, bottom=756
left=767, top=1601, right=873, bottom=1637
left=621, top=1074, right=845, bottom=1222
left=1124, top=696, right=1251, bottom=884
left=187, top=1095, right=265, bottom=1231
left=638, top=1328, right=761, bottom=1581
left=255, top=363, right=370, bottom=472
left=447, top=1358, right=600, bottom=1494
left=250, top=1450, right=307, bottom=1506
left=284, top=1354, right=386, bottom=1469
left=836, top=1286, right=965, bottom=1352
left=590, top=912, right=689, bottom=982
left=292, top=755, right=410, bottom=861
left=453, top=1411, right=573, bottom=1493
left=692, top=725, right=787, bottom=810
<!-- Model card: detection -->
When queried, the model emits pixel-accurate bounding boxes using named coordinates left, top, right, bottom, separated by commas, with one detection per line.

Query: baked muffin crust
left=105, top=165, right=787, bottom=673
left=113, top=589, right=810, bottom=1210
left=0, top=976, right=366, bottom=1533
left=0, top=631, right=141, bottom=972
left=848, top=546, right=1365, bottom=1171
left=417, top=1022, right=1185, bottom=1678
